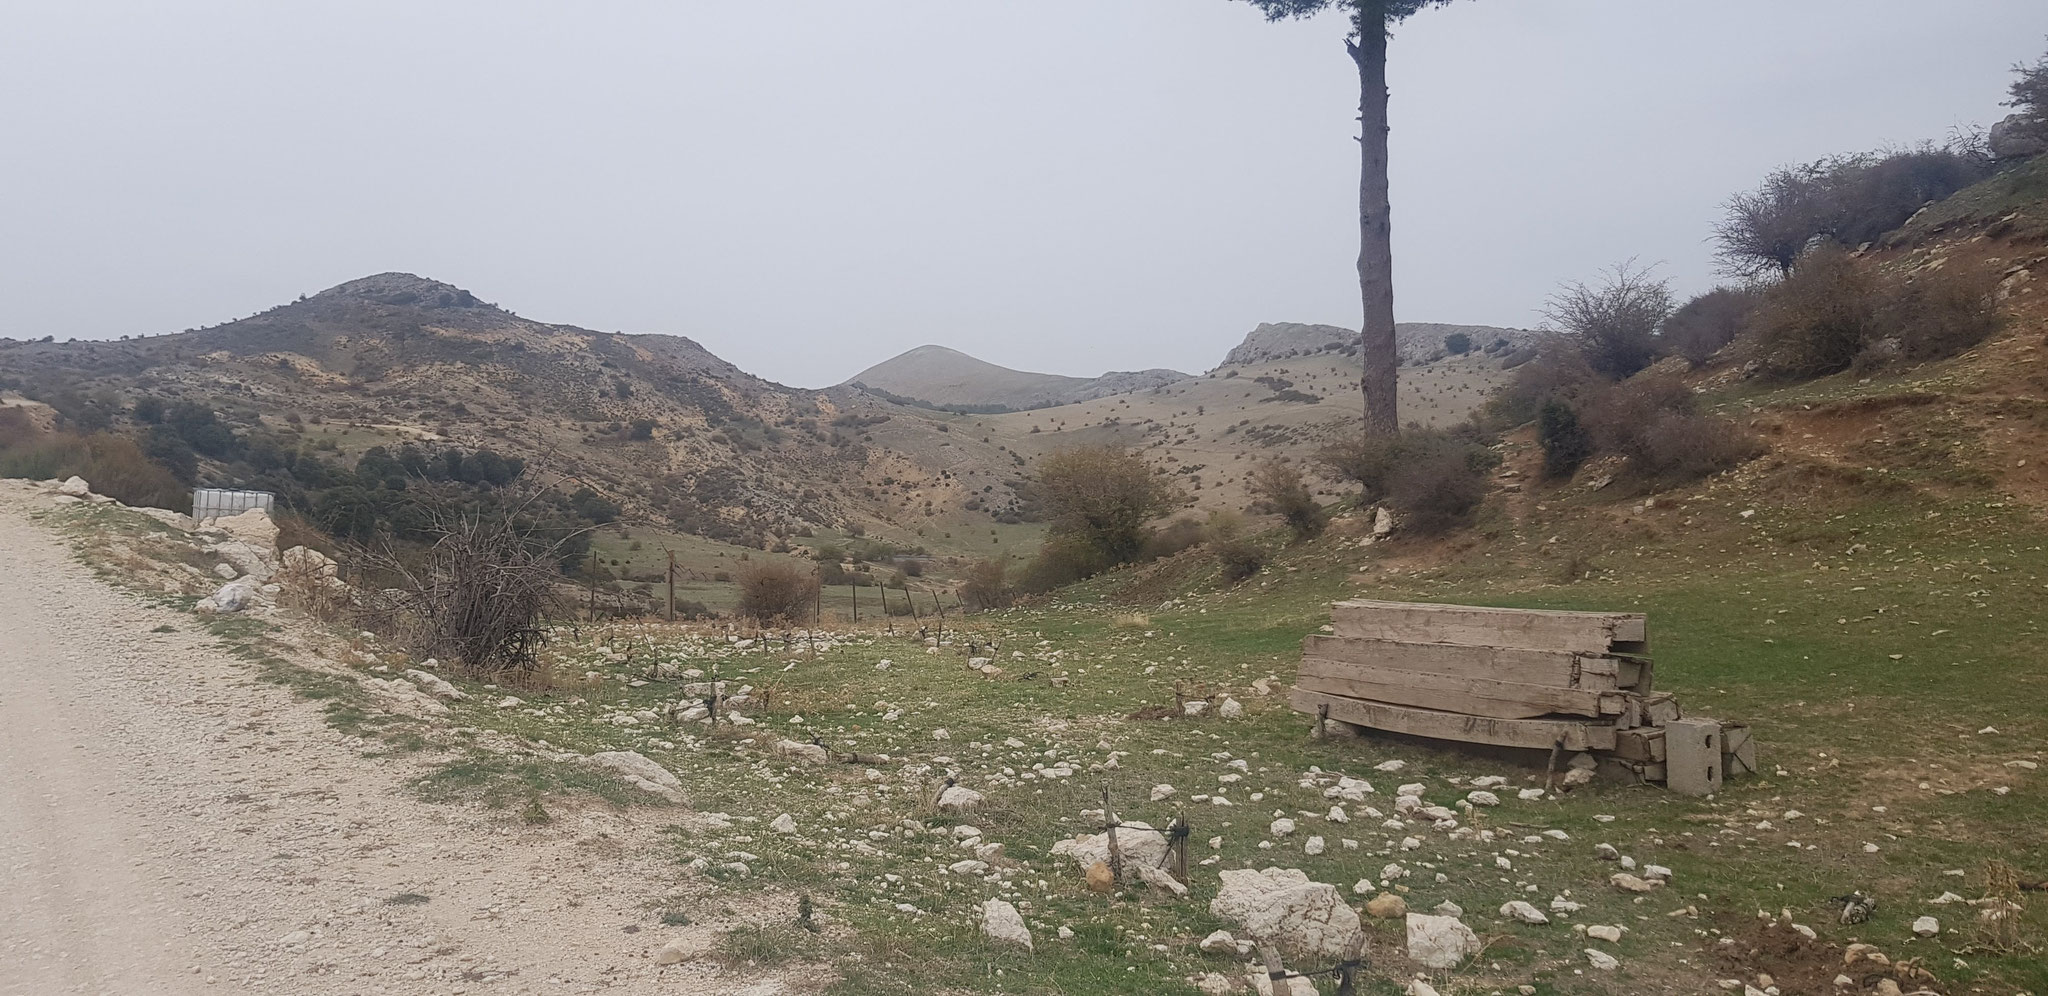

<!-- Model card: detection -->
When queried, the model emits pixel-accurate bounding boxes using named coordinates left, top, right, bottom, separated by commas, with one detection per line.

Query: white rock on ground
left=1218, top=697, right=1243, bottom=719
left=769, top=813, right=797, bottom=834
left=359, top=677, right=451, bottom=718
left=1586, top=924, right=1623, bottom=943
left=980, top=899, right=1033, bottom=951
left=1404, top=913, right=1482, bottom=969
left=773, top=739, right=830, bottom=764
left=1198, top=929, right=1239, bottom=954
left=1406, top=982, right=1442, bottom=996
left=937, top=785, right=986, bottom=814
left=585, top=751, right=684, bottom=802
left=1584, top=948, right=1620, bottom=970
left=652, top=934, right=711, bottom=965
left=1210, top=867, right=1362, bottom=964
left=1912, top=916, right=1940, bottom=937
left=403, top=669, right=466, bottom=701
left=1051, top=823, right=1168, bottom=883
left=1500, top=900, right=1549, bottom=924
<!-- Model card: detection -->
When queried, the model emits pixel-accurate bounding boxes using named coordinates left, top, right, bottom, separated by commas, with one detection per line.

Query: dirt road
left=0, top=491, right=780, bottom=995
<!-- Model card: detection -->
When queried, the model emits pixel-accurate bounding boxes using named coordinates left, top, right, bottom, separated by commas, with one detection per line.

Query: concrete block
left=1665, top=718, right=1724, bottom=797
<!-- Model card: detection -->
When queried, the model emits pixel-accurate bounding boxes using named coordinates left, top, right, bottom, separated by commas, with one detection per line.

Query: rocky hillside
left=1219, top=321, right=1540, bottom=368
left=0, top=273, right=1038, bottom=549
left=843, top=344, right=1186, bottom=411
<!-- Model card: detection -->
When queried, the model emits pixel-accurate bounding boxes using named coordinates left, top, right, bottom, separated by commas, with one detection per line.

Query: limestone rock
left=770, top=813, right=798, bottom=834
left=1404, top=913, right=1481, bottom=969
left=1198, top=929, right=1240, bottom=955
left=1911, top=915, right=1939, bottom=937
left=774, top=739, right=830, bottom=764
left=1500, top=900, right=1549, bottom=924
left=587, top=751, right=683, bottom=801
left=1365, top=893, right=1408, bottom=919
left=980, top=899, right=1033, bottom=951
left=937, top=785, right=986, bottom=814
left=1210, top=867, right=1362, bottom=964
left=404, top=669, right=467, bottom=701
left=1584, top=948, right=1620, bottom=970
left=1052, top=822, right=1169, bottom=883
left=653, top=935, right=711, bottom=965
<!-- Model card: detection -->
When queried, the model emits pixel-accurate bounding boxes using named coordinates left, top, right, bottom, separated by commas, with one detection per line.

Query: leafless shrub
left=736, top=561, right=820, bottom=623
left=958, top=559, right=1014, bottom=611
left=352, top=489, right=587, bottom=679
left=1544, top=261, right=1674, bottom=380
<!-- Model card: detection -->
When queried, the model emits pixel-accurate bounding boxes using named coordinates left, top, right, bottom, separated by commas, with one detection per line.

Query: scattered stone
left=1218, top=697, right=1244, bottom=719
left=980, top=899, right=1033, bottom=951
left=1610, top=872, right=1660, bottom=893
left=769, top=813, right=797, bottom=834
left=1270, top=818, right=1297, bottom=837
left=1587, top=925, right=1623, bottom=943
left=1151, top=784, right=1176, bottom=802
left=1199, top=929, right=1239, bottom=955
left=1406, top=982, right=1441, bottom=996
left=1404, top=913, right=1482, bottom=969
left=937, top=785, right=985, bottom=814
left=1584, top=948, right=1620, bottom=971
left=1500, top=901, right=1549, bottom=925
left=1183, top=700, right=1209, bottom=717
left=1466, top=790, right=1500, bottom=806
left=1911, top=916, right=1939, bottom=937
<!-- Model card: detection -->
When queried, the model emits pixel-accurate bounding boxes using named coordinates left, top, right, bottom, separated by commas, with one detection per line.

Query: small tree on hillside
left=1713, top=164, right=1832, bottom=279
left=1030, top=445, right=1178, bottom=566
left=1248, top=459, right=1327, bottom=541
left=1543, top=261, right=1673, bottom=380
left=1443, top=331, right=1472, bottom=355
left=1537, top=399, right=1591, bottom=479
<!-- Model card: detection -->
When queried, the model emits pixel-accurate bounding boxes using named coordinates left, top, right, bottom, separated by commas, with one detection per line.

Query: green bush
left=1248, top=460, right=1325, bottom=542
left=1587, top=375, right=1761, bottom=485
left=958, top=559, right=1014, bottom=611
left=1205, top=512, right=1269, bottom=585
left=1537, top=400, right=1592, bottom=479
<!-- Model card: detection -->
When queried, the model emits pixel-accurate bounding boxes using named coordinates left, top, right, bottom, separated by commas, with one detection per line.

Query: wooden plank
left=1301, top=635, right=1623, bottom=691
left=1330, top=599, right=1646, bottom=655
left=1289, top=688, right=1618, bottom=751
left=1613, top=726, right=1667, bottom=762
left=1295, top=657, right=1623, bottom=720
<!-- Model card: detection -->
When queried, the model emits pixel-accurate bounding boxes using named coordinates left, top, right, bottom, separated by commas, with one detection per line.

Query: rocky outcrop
left=1219, top=321, right=1539, bottom=368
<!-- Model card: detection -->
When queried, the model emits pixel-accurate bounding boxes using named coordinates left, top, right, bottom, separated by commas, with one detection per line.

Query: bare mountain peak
left=308, top=272, right=496, bottom=311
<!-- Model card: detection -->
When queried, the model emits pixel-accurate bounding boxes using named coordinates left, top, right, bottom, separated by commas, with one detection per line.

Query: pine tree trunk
left=1350, top=7, right=1399, bottom=438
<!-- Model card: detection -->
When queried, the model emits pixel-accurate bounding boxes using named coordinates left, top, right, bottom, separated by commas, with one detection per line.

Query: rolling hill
left=842, top=344, right=1186, bottom=412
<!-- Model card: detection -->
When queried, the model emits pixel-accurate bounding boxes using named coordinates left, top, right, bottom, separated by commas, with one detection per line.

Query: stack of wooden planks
left=1290, top=599, right=1749, bottom=794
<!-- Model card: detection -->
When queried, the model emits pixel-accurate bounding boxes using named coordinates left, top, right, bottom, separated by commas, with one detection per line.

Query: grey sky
left=3, top=2, right=2042, bottom=388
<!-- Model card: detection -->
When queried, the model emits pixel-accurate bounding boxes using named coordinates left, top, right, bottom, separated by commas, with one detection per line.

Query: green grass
left=415, top=476, right=2047, bottom=995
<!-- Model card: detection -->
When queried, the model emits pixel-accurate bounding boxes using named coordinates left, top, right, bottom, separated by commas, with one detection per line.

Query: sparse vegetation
left=1247, top=460, right=1325, bottom=542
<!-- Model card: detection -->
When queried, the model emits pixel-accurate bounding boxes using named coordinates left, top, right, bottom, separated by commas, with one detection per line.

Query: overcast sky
left=2, top=2, right=2042, bottom=387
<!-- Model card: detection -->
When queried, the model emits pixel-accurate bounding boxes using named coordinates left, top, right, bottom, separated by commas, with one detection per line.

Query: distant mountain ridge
left=842, top=344, right=1186, bottom=412
left=1220, top=321, right=1540, bottom=368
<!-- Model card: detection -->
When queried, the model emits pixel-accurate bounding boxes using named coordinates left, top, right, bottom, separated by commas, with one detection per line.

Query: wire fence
left=191, top=488, right=274, bottom=523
